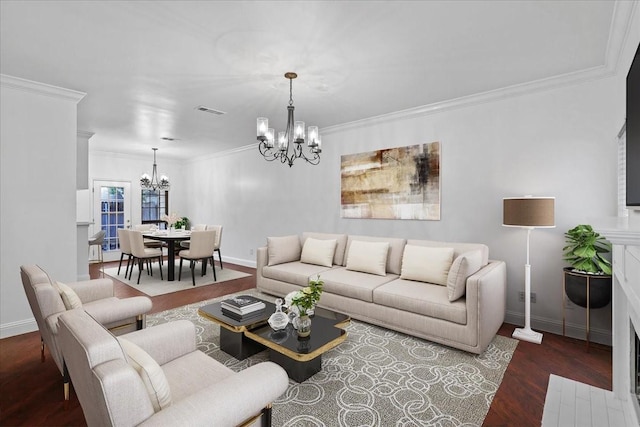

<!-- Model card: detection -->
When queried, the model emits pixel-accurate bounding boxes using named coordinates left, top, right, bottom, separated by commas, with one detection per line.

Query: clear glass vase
left=268, top=299, right=289, bottom=331
left=297, top=314, right=311, bottom=338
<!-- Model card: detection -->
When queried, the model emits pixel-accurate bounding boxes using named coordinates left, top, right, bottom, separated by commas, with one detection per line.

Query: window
left=100, top=186, right=125, bottom=251
left=142, top=189, right=168, bottom=227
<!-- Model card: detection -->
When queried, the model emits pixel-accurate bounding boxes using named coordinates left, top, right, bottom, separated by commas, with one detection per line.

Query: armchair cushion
left=67, top=278, right=114, bottom=302
left=118, top=338, right=172, bottom=412
left=53, top=281, right=82, bottom=309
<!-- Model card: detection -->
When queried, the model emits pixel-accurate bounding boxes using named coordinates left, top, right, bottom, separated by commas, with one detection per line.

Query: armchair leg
left=63, top=361, right=70, bottom=404
left=261, top=403, right=272, bottom=427
left=41, top=336, right=45, bottom=362
left=136, top=314, right=144, bottom=330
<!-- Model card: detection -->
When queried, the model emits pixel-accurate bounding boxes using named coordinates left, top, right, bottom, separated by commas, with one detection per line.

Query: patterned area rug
left=103, top=265, right=250, bottom=296
left=147, top=290, right=517, bottom=426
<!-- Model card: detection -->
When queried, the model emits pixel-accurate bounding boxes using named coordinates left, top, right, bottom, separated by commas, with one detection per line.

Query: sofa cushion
left=300, top=238, right=337, bottom=268
left=54, top=281, right=82, bottom=309
left=346, top=240, right=390, bottom=276
left=302, top=232, right=349, bottom=266
left=320, top=267, right=398, bottom=302
left=267, top=235, right=302, bottom=266
left=400, top=245, right=454, bottom=286
left=373, top=278, right=467, bottom=324
left=118, top=337, right=172, bottom=412
left=262, top=262, right=334, bottom=287
left=346, top=235, right=407, bottom=274
left=447, top=249, right=484, bottom=301
left=407, top=239, right=489, bottom=266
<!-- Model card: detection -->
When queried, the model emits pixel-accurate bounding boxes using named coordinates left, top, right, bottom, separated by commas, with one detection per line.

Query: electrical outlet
left=249, top=248, right=254, bottom=256
left=518, top=291, right=537, bottom=303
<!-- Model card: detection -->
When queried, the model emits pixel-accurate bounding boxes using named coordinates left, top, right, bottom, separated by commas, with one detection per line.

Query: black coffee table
left=244, top=307, right=350, bottom=382
left=198, top=300, right=276, bottom=360
left=199, top=299, right=350, bottom=382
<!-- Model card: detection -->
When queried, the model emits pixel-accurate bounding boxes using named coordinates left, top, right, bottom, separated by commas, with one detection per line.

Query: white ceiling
left=0, top=1, right=624, bottom=160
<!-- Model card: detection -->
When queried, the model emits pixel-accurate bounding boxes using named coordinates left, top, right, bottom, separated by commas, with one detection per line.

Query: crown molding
left=322, top=1, right=638, bottom=136
left=1, top=74, right=86, bottom=103
left=77, top=130, right=95, bottom=139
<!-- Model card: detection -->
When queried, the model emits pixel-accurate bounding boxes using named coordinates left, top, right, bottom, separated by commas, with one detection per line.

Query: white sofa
left=256, top=232, right=507, bottom=354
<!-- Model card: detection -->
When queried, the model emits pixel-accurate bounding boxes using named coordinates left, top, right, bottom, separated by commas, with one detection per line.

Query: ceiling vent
left=195, top=105, right=226, bottom=115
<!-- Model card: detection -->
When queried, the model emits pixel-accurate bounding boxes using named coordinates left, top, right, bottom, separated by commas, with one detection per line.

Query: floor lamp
left=503, top=196, right=555, bottom=344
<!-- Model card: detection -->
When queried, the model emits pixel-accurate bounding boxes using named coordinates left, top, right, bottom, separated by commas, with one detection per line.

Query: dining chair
left=128, top=230, right=164, bottom=284
left=179, top=224, right=207, bottom=250
left=133, top=223, right=164, bottom=252
left=117, top=228, right=133, bottom=277
left=178, top=230, right=217, bottom=286
left=208, top=224, right=224, bottom=270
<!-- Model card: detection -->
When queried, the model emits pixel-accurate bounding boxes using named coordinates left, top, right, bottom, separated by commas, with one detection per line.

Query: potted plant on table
left=291, top=275, right=324, bottom=338
left=562, top=224, right=612, bottom=308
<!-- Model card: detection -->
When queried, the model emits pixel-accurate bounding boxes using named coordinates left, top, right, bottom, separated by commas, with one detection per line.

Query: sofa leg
left=261, top=403, right=272, bottom=427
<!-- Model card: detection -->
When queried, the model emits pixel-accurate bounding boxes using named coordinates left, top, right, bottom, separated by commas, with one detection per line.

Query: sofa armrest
left=465, top=260, right=507, bottom=352
left=256, top=246, right=268, bottom=273
left=68, top=278, right=114, bottom=303
left=122, top=320, right=196, bottom=365
left=138, top=362, right=289, bottom=427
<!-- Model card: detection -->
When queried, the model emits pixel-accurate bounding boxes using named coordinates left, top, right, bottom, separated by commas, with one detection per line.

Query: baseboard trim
left=223, top=256, right=256, bottom=269
left=1, top=318, right=38, bottom=339
left=505, top=310, right=611, bottom=346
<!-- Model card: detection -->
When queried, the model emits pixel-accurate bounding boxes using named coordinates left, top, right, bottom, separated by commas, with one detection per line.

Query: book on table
left=221, top=307, right=266, bottom=322
left=220, top=295, right=266, bottom=315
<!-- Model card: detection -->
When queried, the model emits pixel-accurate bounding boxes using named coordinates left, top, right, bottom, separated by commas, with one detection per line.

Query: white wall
left=184, top=74, right=623, bottom=344
left=1, top=75, right=85, bottom=338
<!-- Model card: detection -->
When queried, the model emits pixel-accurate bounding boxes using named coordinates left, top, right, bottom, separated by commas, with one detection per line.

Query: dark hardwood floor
left=0, top=261, right=611, bottom=426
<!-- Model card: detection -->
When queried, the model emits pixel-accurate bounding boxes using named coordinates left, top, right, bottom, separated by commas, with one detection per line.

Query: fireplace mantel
left=594, top=215, right=640, bottom=426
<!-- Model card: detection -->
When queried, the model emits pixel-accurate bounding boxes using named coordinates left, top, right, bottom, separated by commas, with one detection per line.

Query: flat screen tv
left=627, top=43, right=640, bottom=208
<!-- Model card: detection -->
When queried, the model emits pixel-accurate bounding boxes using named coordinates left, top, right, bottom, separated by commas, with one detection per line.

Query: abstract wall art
left=341, top=142, right=441, bottom=220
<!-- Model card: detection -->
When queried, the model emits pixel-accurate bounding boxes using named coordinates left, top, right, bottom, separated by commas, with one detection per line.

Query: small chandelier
left=257, top=72, right=321, bottom=167
left=140, top=148, right=170, bottom=191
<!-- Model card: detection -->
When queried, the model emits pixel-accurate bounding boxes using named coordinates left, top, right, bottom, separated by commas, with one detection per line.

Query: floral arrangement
left=291, top=275, right=323, bottom=316
left=161, top=212, right=188, bottom=228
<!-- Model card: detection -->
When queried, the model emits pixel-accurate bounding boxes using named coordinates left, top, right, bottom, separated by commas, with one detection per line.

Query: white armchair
left=20, top=264, right=152, bottom=401
left=58, top=309, right=288, bottom=427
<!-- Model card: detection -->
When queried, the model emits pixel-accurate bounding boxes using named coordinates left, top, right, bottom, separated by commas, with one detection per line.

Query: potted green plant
left=562, top=224, right=612, bottom=308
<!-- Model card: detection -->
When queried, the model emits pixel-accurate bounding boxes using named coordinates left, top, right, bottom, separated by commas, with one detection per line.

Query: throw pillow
left=300, top=238, right=337, bottom=267
left=267, top=235, right=302, bottom=266
left=54, top=281, right=83, bottom=309
left=118, top=338, right=172, bottom=412
left=447, top=249, right=484, bottom=301
left=346, top=240, right=390, bottom=276
left=400, top=245, right=454, bottom=286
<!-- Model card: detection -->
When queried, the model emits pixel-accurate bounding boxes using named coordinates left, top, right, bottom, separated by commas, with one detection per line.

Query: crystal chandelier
left=140, top=148, right=170, bottom=191
left=257, top=72, right=321, bottom=167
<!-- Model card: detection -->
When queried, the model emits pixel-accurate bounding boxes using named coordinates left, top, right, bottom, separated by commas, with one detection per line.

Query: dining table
left=142, top=231, right=191, bottom=281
